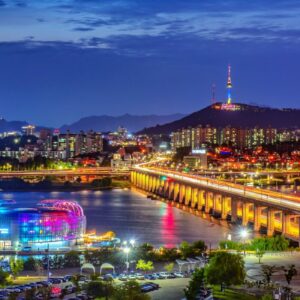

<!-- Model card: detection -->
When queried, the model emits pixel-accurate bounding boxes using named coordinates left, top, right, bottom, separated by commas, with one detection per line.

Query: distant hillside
left=0, top=119, right=49, bottom=134
left=0, top=119, right=28, bottom=132
left=60, top=114, right=185, bottom=133
left=139, top=103, right=300, bottom=135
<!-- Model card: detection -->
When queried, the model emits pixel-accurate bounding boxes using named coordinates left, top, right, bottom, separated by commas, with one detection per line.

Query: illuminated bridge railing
left=133, top=166, right=300, bottom=212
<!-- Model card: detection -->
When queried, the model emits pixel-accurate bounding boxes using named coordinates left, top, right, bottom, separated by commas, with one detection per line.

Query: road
left=134, top=165, right=300, bottom=213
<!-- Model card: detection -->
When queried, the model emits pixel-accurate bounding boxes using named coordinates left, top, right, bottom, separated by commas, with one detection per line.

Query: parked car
left=144, top=274, right=156, bottom=280
left=136, top=273, right=145, bottom=280
left=174, top=272, right=184, bottom=278
left=64, top=275, right=74, bottom=282
left=158, top=272, right=169, bottom=279
left=145, top=282, right=160, bottom=290
left=63, top=283, right=76, bottom=294
left=118, top=275, right=128, bottom=281
left=140, top=282, right=160, bottom=293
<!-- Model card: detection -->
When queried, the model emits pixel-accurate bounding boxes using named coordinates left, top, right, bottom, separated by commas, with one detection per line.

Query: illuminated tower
left=227, top=65, right=232, bottom=104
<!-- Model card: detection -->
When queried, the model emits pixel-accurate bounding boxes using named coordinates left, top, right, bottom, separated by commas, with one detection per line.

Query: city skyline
left=1, top=0, right=300, bottom=126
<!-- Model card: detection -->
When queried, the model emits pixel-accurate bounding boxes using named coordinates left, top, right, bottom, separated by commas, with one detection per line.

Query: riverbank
left=0, top=178, right=130, bottom=192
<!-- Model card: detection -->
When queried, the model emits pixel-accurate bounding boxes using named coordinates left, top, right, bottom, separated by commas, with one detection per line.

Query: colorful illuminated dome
left=0, top=200, right=86, bottom=251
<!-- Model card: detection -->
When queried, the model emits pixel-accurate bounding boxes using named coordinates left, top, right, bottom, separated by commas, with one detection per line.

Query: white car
left=159, top=272, right=169, bottom=278
left=174, top=272, right=184, bottom=278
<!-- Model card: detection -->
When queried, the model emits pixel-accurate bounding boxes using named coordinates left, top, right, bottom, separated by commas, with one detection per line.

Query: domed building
left=0, top=200, right=86, bottom=251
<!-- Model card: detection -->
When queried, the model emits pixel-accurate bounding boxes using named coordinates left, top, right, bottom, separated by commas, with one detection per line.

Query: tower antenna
left=227, top=64, right=232, bottom=104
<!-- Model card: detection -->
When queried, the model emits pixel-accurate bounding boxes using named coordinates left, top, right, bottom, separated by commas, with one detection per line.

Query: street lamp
left=129, top=239, right=135, bottom=247
left=123, top=247, right=130, bottom=273
left=240, top=228, right=249, bottom=256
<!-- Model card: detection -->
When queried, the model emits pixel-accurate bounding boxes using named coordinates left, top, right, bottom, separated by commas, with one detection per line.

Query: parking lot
left=147, top=278, right=189, bottom=300
left=0, top=270, right=193, bottom=300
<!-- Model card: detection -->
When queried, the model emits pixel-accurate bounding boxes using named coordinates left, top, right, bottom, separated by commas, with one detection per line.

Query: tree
left=71, top=274, right=82, bottom=293
left=282, top=264, right=297, bottom=285
left=255, top=248, right=265, bottom=264
left=23, top=257, right=37, bottom=271
left=219, top=240, right=244, bottom=251
left=251, top=237, right=267, bottom=252
left=184, top=268, right=205, bottom=300
left=112, top=280, right=150, bottom=300
left=164, top=263, right=174, bottom=273
left=139, top=243, right=154, bottom=252
left=8, top=292, right=18, bottom=300
left=271, top=235, right=289, bottom=251
left=9, top=258, right=23, bottom=279
left=86, top=281, right=106, bottom=299
left=0, top=267, right=9, bottom=287
left=64, top=251, right=80, bottom=268
left=25, top=287, right=36, bottom=300
left=36, top=287, right=51, bottom=300
left=205, top=252, right=245, bottom=290
left=136, top=260, right=154, bottom=273
left=261, top=265, right=277, bottom=284
left=192, top=240, right=207, bottom=254
left=179, top=241, right=193, bottom=259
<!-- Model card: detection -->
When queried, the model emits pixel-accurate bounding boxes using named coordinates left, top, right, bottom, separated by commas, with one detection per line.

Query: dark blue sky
left=0, top=0, right=300, bottom=126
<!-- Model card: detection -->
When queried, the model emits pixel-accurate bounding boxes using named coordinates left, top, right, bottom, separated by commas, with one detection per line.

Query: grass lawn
left=212, top=286, right=257, bottom=300
left=13, top=276, right=46, bottom=285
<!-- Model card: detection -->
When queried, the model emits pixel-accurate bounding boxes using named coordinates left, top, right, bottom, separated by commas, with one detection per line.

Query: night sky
left=0, top=0, right=300, bottom=126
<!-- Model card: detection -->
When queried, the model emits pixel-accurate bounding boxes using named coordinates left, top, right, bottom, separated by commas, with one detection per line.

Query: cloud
left=73, top=27, right=94, bottom=32
left=227, top=26, right=300, bottom=42
left=1, top=0, right=300, bottom=50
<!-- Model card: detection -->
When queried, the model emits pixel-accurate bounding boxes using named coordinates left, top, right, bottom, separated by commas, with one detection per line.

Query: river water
left=0, top=189, right=233, bottom=248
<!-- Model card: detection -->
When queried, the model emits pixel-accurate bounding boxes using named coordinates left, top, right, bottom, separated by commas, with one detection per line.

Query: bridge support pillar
left=213, top=194, right=222, bottom=214
left=198, top=190, right=205, bottom=210
left=231, top=199, right=238, bottom=223
left=205, top=192, right=213, bottom=214
left=179, top=185, right=185, bottom=204
left=191, top=188, right=198, bottom=208
left=174, top=183, right=180, bottom=202
left=242, top=203, right=251, bottom=227
left=281, top=212, right=292, bottom=236
left=185, top=186, right=192, bottom=206
left=267, top=209, right=276, bottom=237
left=221, top=197, right=231, bottom=219
left=254, top=206, right=264, bottom=232
left=168, top=182, right=174, bottom=199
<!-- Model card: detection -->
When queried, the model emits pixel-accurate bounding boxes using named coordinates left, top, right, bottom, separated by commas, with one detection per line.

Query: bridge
left=0, top=167, right=130, bottom=181
left=131, top=165, right=300, bottom=243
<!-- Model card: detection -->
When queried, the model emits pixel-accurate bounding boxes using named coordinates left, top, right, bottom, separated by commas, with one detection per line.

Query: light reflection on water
left=0, top=189, right=232, bottom=248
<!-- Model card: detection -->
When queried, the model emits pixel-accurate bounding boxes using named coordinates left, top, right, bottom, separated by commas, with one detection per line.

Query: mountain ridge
left=59, top=113, right=185, bottom=133
left=138, top=103, right=300, bottom=135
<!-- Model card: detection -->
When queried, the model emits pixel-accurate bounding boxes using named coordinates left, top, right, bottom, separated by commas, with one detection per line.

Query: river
left=0, top=189, right=234, bottom=248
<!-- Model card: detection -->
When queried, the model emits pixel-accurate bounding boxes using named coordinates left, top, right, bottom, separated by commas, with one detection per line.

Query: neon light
left=2, top=200, right=86, bottom=250
left=220, top=103, right=241, bottom=111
